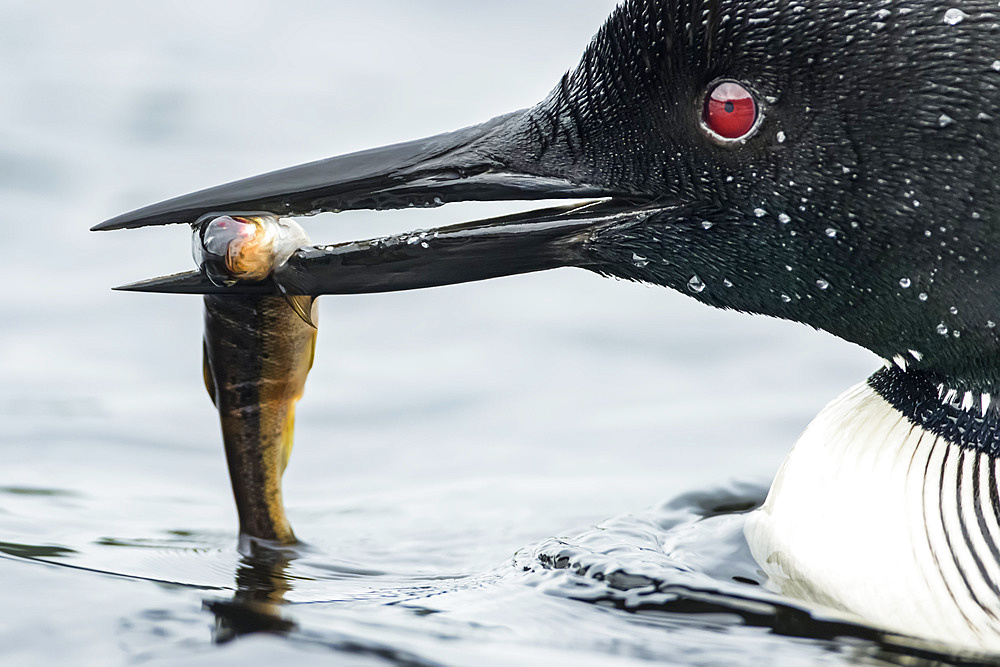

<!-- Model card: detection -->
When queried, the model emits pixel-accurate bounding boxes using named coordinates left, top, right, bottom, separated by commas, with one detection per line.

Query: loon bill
left=96, top=0, right=1000, bottom=652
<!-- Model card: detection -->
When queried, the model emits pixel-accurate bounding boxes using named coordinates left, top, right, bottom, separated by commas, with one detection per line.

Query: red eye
left=703, top=81, right=758, bottom=140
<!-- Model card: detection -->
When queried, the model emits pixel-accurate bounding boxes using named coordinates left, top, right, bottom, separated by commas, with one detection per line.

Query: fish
left=196, top=215, right=315, bottom=547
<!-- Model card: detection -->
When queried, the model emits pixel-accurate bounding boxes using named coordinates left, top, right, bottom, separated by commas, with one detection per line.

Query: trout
left=195, top=215, right=315, bottom=546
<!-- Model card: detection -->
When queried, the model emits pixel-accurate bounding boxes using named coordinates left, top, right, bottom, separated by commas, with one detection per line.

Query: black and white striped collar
left=869, top=366, right=1000, bottom=456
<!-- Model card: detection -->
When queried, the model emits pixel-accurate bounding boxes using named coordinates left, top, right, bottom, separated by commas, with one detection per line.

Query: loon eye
left=703, top=81, right=758, bottom=140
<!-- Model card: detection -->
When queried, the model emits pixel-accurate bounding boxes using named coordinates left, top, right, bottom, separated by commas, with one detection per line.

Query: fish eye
left=702, top=81, right=759, bottom=141
left=192, top=214, right=311, bottom=286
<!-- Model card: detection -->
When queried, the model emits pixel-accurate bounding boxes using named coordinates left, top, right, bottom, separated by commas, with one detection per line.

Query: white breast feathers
left=746, top=381, right=1000, bottom=652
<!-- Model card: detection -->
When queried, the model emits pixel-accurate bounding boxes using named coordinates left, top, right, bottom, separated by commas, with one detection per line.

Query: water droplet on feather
left=944, top=8, right=967, bottom=25
left=688, top=276, right=706, bottom=293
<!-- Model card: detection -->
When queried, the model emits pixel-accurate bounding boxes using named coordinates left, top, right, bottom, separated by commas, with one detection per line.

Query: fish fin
left=276, top=285, right=317, bottom=329
left=202, top=339, right=218, bottom=407
left=280, top=407, right=296, bottom=473
left=307, top=330, right=317, bottom=372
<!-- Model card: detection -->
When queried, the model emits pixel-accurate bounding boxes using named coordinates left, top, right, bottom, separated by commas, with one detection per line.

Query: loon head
left=97, top=0, right=1000, bottom=391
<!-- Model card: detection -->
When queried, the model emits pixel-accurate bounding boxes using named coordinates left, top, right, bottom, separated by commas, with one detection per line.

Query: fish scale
left=202, top=294, right=316, bottom=547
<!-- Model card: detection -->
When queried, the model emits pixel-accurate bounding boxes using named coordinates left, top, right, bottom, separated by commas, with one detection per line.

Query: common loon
left=95, top=0, right=1000, bottom=652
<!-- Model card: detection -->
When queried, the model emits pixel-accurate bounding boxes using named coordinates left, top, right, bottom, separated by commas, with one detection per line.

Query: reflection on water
left=209, top=549, right=296, bottom=644
left=0, top=541, right=76, bottom=559
left=4, top=480, right=994, bottom=665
